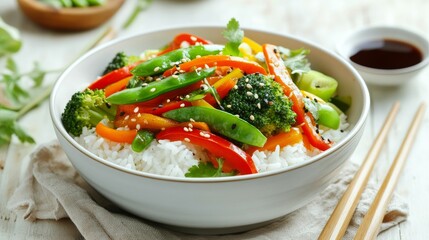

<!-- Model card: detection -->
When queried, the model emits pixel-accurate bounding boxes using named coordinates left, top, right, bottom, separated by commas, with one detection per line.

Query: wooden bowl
left=17, top=0, right=125, bottom=31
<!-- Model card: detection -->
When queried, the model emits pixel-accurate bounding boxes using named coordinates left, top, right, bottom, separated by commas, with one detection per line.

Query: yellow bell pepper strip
left=157, top=33, right=212, bottom=56
left=156, top=127, right=258, bottom=175
left=263, top=44, right=331, bottom=151
left=246, top=127, right=303, bottom=154
left=107, top=67, right=216, bottom=105
left=243, top=37, right=263, bottom=53
left=191, top=99, right=214, bottom=108
left=132, top=45, right=223, bottom=77
left=95, top=122, right=137, bottom=144
left=162, top=55, right=267, bottom=77
left=203, top=68, right=243, bottom=105
left=163, top=106, right=267, bottom=147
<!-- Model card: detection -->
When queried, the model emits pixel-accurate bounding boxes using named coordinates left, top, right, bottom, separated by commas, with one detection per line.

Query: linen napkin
left=7, top=141, right=408, bottom=240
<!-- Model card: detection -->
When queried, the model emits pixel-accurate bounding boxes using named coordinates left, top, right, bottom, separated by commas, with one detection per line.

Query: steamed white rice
left=75, top=113, right=349, bottom=177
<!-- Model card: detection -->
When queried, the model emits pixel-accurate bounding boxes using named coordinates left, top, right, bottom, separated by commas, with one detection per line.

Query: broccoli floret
left=222, top=73, right=296, bottom=136
left=102, top=52, right=140, bottom=75
left=61, top=89, right=117, bottom=137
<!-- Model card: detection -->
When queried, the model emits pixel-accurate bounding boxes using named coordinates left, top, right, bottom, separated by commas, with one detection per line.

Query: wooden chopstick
left=354, top=102, right=426, bottom=240
left=318, top=102, right=400, bottom=240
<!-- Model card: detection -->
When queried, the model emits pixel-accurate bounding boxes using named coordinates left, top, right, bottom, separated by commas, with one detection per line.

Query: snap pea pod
left=163, top=106, right=267, bottom=147
left=131, top=130, right=154, bottom=152
left=131, top=45, right=223, bottom=77
left=107, top=67, right=216, bottom=105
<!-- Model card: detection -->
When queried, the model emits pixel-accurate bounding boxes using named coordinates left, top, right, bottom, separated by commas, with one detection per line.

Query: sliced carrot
left=246, top=128, right=303, bottom=154
left=162, top=55, right=266, bottom=77
left=95, top=122, right=137, bottom=144
left=114, top=112, right=210, bottom=132
left=104, top=76, right=132, bottom=97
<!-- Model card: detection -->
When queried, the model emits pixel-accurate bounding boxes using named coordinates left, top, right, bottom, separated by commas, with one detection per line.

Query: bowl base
left=160, top=216, right=285, bottom=235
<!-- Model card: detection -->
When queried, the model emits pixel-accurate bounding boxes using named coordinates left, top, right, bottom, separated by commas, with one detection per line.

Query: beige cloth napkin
left=7, top=141, right=408, bottom=240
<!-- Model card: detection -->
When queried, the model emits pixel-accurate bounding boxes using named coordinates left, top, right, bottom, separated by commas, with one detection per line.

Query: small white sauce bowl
left=336, top=26, right=429, bottom=86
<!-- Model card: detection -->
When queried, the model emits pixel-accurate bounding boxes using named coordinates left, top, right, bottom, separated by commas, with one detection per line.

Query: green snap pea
left=297, top=70, right=338, bottom=101
left=107, top=67, right=216, bottom=105
left=317, top=104, right=340, bottom=130
left=163, top=106, right=267, bottom=147
left=132, top=130, right=154, bottom=152
left=131, top=45, right=223, bottom=77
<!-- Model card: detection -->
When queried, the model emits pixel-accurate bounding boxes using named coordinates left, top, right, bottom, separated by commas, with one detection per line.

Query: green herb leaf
left=185, top=158, right=236, bottom=178
left=222, top=18, right=244, bottom=56
left=0, top=17, right=21, bottom=57
left=278, top=47, right=311, bottom=78
left=28, top=62, right=46, bottom=87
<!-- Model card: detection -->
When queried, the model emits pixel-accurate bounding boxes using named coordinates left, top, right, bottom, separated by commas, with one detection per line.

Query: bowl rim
left=50, top=25, right=370, bottom=183
left=336, top=25, right=429, bottom=75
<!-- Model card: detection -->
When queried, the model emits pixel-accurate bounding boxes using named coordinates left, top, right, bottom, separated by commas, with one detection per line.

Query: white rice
left=75, top=113, right=349, bottom=177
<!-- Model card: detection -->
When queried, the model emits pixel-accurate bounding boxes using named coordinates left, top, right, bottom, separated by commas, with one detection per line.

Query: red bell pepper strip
left=157, top=33, right=212, bottom=56
left=156, top=127, right=257, bottom=175
left=87, top=62, right=140, bottom=90
left=262, top=44, right=331, bottom=151
left=162, top=55, right=267, bottom=77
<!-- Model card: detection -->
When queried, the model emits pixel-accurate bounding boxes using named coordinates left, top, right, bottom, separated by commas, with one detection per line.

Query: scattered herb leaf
left=222, top=18, right=244, bottom=57
left=185, top=158, right=236, bottom=178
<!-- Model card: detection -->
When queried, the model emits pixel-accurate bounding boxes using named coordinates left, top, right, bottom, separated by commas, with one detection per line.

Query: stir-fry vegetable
left=62, top=18, right=351, bottom=177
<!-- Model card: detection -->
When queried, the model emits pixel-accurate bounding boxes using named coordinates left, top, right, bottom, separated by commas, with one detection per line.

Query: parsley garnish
left=278, top=47, right=311, bottom=80
left=185, top=158, right=236, bottom=178
left=222, top=18, right=244, bottom=57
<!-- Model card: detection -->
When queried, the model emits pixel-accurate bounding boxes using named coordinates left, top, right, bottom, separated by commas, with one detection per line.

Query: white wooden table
left=1, top=0, right=428, bottom=239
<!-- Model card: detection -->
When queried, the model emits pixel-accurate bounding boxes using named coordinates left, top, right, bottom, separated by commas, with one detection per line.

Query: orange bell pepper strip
left=262, top=44, right=331, bottom=151
left=114, top=112, right=210, bottom=132
left=87, top=62, right=141, bottom=90
left=162, top=55, right=267, bottom=77
left=246, top=127, right=303, bottom=154
left=95, top=122, right=137, bottom=144
left=157, top=33, right=212, bottom=56
left=156, top=127, right=257, bottom=175
left=104, top=76, right=132, bottom=97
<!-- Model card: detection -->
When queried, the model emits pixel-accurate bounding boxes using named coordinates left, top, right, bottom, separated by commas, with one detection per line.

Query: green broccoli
left=61, top=89, right=117, bottom=137
left=222, top=73, right=296, bottom=136
left=102, top=52, right=140, bottom=75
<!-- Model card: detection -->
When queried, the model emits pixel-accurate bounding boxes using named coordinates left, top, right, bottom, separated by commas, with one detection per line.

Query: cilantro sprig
left=222, top=18, right=244, bottom=57
left=185, top=158, right=236, bottom=178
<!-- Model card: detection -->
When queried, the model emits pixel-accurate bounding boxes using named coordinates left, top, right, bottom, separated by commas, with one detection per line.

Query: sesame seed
left=185, top=94, right=190, bottom=99
left=150, top=88, right=156, bottom=92
left=196, top=55, right=201, bottom=58
left=257, top=103, right=261, bottom=109
left=183, top=127, right=189, bottom=132
left=188, top=123, right=193, bottom=128
left=190, top=36, right=197, bottom=41
left=131, top=118, right=136, bottom=122
left=226, top=104, right=232, bottom=108
left=189, top=118, right=195, bottom=122
left=180, top=103, right=185, bottom=107
left=154, top=67, right=160, bottom=72
left=124, top=115, right=130, bottom=120
left=233, top=85, right=238, bottom=89
left=142, top=83, right=148, bottom=87
left=136, top=124, right=141, bottom=130
left=245, top=78, right=249, bottom=83
left=246, top=83, right=252, bottom=89
left=143, top=119, right=148, bottom=124
left=172, top=75, right=179, bottom=79
left=119, top=111, right=125, bottom=116
left=199, top=132, right=205, bottom=137
left=204, top=64, right=210, bottom=69
left=166, top=99, right=171, bottom=103
left=246, top=91, right=253, bottom=96
left=235, top=114, right=240, bottom=118
left=184, top=138, right=191, bottom=142
left=250, top=115, right=255, bottom=121
left=133, top=107, right=139, bottom=113
left=138, top=113, right=142, bottom=118
left=156, top=78, right=162, bottom=81
left=254, top=93, right=259, bottom=99
left=259, top=82, right=265, bottom=87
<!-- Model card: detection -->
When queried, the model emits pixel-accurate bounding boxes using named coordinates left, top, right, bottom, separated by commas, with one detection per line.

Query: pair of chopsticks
left=318, top=101, right=426, bottom=240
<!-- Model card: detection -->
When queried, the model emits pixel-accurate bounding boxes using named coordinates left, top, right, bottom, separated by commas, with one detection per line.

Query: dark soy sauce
left=350, top=39, right=423, bottom=69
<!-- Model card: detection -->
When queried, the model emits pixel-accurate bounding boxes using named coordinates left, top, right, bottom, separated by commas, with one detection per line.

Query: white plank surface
left=1, top=0, right=429, bottom=239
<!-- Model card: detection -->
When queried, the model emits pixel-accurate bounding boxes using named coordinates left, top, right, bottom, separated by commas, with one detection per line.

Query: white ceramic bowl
left=336, top=26, right=429, bottom=86
left=50, top=26, right=369, bottom=234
